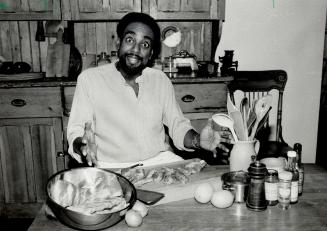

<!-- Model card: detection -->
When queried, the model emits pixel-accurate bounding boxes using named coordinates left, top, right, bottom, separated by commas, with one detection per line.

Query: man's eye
left=125, top=37, right=134, bottom=43
left=142, top=42, right=150, bottom=48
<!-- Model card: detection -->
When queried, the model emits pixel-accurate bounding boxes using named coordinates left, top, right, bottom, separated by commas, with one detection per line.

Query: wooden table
left=28, top=164, right=327, bottom=231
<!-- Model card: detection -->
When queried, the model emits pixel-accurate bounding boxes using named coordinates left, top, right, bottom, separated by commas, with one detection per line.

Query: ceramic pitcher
left=230, top=140, right=260, bottom=172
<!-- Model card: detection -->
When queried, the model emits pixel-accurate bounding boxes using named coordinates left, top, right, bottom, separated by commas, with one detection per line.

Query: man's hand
left=200, top=118, right=231, bottom=158
left=73, top=121, right=98, bottom=166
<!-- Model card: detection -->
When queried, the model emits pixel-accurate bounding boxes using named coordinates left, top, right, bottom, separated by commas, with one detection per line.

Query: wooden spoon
left=249, top=94, right=273, bottom=140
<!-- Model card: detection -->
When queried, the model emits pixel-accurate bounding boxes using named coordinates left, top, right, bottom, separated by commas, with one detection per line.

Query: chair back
left=227, top=70, right=287, bottom=142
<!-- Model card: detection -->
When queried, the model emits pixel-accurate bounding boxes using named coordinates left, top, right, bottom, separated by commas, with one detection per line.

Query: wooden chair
left=227, top=70, right=292, bottom=160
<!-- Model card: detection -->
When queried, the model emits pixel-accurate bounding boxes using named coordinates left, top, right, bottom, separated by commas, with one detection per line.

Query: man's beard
left=118, top=54, right=146, bottom=79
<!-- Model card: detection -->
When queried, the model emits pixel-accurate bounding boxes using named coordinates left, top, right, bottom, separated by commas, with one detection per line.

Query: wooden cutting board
left=133, top=160, right=226, bottom=206
left=46, top=29, right=70, bottom=77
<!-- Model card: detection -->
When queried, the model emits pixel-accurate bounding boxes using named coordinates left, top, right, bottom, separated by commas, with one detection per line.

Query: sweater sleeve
left=67, top=71, right=95, bottom=158
left=161, top=76, right=194, bottom=151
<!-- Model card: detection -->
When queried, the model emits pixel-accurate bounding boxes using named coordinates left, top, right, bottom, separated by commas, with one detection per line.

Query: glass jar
left=265, top=169, right=279, bottom=206
left=278, top=171, right=292, bottom=210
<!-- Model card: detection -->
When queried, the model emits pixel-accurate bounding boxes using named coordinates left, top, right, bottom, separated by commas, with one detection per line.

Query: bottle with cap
left=286, top=150, right=299, bottom=204
left=294, top=143, right=304, bottom=196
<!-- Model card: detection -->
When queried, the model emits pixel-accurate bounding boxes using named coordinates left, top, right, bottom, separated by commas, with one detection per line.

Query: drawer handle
left=181, top=95, right=195, bottom=102
left=11, top=98, right=26, bottom=107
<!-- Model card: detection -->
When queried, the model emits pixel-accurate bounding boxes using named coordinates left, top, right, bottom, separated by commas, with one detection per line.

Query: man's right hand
left=72, top=121, right=98, bottom=167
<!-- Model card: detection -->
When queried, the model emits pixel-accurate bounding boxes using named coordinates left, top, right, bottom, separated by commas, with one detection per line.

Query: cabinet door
left=66, top=0, right=141, bottom=20
left=0, top=0, right=61, bottom=20
left=0, top=118, right=64, bottom=217
left=149, top=0, right=225, bottom=20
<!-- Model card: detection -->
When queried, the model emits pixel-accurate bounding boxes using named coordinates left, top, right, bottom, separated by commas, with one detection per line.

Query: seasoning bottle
left=246, top=161, right=268, bottom=211
left=286, top=151, right=299, bottom=204
left=97, top=52, right=111, bottom=66
left=278, top=171, right=292, bottom=210
left=110, top=51, right=119, bottom=63
left=294, top=143, right=304, bottom=196
left=264, top=169, right=279, bottom=206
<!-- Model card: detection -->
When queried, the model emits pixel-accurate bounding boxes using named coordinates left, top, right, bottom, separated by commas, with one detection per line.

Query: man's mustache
left=125, top=53, right=143, bottom=61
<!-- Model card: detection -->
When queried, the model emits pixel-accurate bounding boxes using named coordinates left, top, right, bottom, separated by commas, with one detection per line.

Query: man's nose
left=131, top=43, right=140, bottom=53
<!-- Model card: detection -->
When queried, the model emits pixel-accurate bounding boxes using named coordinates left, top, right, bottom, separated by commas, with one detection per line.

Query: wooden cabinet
left=0, top=87, right=65, bottom=218
left=63, top=0, right=142, bottom=20
left=0, top=0, right=61, bottom=20
left=149, top=0, right=225, bottom=20
left=174, top=81, right=227, bottom=131
left=64, top=0, right=225, bottom=20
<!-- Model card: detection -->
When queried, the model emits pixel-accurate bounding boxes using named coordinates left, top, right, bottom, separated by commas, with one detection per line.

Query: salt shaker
left=246, top=161, right=268, bottom=211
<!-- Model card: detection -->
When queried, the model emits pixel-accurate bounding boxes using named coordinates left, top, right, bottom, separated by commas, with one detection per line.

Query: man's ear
left=115, top=40, right=120, bottom=50
left=149, top=49, right=153, bottom=60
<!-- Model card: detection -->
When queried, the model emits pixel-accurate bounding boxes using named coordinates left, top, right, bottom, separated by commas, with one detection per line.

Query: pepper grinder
left=246, top=161, right=268, bottom=211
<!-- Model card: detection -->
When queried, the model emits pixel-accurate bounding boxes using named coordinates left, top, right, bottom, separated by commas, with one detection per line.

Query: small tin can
left=265, top=169, right=279, bottom=206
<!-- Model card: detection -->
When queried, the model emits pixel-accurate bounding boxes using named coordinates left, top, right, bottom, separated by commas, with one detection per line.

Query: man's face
left=117, top=22, right=154, bottom=77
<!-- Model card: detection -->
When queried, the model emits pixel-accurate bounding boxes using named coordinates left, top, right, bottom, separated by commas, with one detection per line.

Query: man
left=67, top=12, right=229, bottom=168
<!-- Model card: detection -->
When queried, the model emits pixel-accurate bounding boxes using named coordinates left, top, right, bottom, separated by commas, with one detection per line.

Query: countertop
left=0, top=74, right=233, bottom=88
left=27, top=164, right=327, bottom=231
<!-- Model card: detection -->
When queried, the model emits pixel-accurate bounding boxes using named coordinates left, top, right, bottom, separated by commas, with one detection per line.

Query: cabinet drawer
left=174, top=83, right=227, bottom=113
left=0, top=87, right=62, bottom=118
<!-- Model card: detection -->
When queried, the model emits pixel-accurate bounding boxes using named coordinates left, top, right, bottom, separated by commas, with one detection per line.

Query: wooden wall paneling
left=142, top=0, right=150, bottom=15
left=29, top=21, right=41, bottom=72
left=204, top=21, right=212, bottom=61
left=74, top=23, right=86, bottom=54
left=0, top=22, right=13, bottom=61
left=69, top=0, right=80, bottom=20
left=10, top=21, right=22, bottom=62
left=96, top=22, right=108, bottom=55
left=85, top=23, right=97, bottom=55
left=106, top=22, right=118, bottom=54
left=19, top=21, right=33, bottom=67
left=62, top=0, right=72, bottom=20
left=78, top=0, right=102, bottom=12
left=20, top=0, right=29, bottom=11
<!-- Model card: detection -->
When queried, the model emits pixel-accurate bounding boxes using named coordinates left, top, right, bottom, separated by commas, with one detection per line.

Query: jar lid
left=247, top=161, right=267, bottom=176
left=287, top=150, right=296, bottom=158
left=279, top=171, right=292, bottom=180
left=221, top=171, right=250, bottom=185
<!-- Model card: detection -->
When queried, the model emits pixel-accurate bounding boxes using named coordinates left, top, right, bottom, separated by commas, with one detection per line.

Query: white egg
left=194, top=183, right=214, bottom=204
left=125, top=209, right=143, bottom=227
left=211, top=190, right=234, bottom=208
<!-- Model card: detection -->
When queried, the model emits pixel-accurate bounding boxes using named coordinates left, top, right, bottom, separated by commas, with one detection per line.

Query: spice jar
left=246, top=161, right=268, bottom=211
left=278, top=171, right=292, bottom=210
left=265, top=169, right=279, bottom=206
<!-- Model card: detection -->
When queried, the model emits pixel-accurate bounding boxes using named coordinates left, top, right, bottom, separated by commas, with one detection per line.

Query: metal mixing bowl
left=46, top=167, right=136, bottom=230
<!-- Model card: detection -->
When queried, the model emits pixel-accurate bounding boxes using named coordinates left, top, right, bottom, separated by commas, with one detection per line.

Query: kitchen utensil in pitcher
left=250, top=94, right=273, bottom=140
left=240, top=97, right=249, bottom=140
left=230, top=110, right=247, bottom=141
left=212, top=113, right=239, bottom=142
left=227, top=94, right=238, bottom=115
